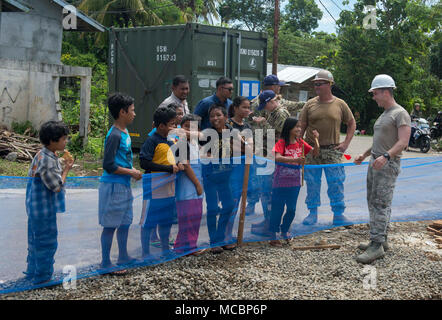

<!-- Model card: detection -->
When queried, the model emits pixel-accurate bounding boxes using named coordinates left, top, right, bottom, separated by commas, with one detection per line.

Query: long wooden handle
left=301, top=142, right=305, bottom=187
left=237, top=163, right=251, bottom=247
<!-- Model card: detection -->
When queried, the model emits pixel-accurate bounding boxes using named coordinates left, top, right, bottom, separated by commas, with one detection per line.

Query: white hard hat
left=368, top=74, right=396, bottom=92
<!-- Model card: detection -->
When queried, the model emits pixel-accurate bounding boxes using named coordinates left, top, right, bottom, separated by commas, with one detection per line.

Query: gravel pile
left=1, top=221, right=441, bottom=300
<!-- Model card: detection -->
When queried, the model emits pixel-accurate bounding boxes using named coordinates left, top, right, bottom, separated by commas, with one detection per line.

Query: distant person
left=299, top=69, right=356, bottom=226
left=99, top=93, right=142, bottom=272
left=25, top=120, right=74, bottom=284
left=354, top=74, right=411, bottom=264
left=158, top=75, right=190, bottom=114
left=194, top=77, right=233, bottom=130
left=410, top=103, right=422, bottom=120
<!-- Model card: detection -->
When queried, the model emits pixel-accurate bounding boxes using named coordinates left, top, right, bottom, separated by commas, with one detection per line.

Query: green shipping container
left=108, top=23, right=267, bottom=148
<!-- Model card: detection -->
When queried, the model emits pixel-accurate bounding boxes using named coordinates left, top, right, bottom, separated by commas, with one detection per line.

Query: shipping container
left=109, top=23, right=267, bottom=147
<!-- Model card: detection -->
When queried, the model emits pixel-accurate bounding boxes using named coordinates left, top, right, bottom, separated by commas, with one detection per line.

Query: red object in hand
left=344, top=154, right=352, bottom=160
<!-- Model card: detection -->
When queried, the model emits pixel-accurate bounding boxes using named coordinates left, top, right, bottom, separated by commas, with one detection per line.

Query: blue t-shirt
left=194, top=94, right=232, bottom=130
left=100, top=126, right=133, bottom=186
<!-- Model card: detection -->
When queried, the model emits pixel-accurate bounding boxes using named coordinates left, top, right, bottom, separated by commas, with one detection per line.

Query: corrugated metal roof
left=266, top=63, right=322, bottom=84
left=51, top=0, right=106, bottom=32
left=3, top=0, right=31, bottom=12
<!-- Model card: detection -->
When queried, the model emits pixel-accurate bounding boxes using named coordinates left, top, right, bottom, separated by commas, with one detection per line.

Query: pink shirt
left=272, top=139, right=312, bottom=188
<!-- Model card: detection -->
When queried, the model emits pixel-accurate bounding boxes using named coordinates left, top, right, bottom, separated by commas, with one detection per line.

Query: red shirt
left=272, top=138, right=312, bottom=188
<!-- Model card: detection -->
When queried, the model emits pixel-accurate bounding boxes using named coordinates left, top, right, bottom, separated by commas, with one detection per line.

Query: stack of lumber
left=426, top=220, right=442, bottom=249
left=0, top=129, right=41, bottom=161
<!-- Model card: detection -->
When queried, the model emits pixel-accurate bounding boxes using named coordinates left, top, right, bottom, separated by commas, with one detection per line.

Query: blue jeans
left=270, top=187, right=301, bottom=233
left=204, top=173, right=235, bottom=246
left=26, top=211, right=58, bottom=283
left=304, top=165, right=346, bottom=214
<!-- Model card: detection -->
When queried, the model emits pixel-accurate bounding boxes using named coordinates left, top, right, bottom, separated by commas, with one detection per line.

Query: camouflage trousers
left=367, top=156, right=401, bottom=243
left=304, top=146, right=346, bottom=213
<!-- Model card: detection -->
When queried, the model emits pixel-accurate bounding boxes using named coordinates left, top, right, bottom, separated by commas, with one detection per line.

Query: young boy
left=139, top=106, right=184, bottom=258
left=25, top=120, right=74, bottom=284
left=173, top=114, right=205, bottom=255
left=99, top=93, right=142, bottom=270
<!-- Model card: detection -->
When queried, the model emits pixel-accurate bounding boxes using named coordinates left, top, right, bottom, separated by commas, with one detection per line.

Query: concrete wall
left=0, top=0, right=63, bottom=64
left=0, top=58, right=91, bottom=132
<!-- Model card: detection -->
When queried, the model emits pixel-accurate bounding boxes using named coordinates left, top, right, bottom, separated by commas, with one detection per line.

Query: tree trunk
left=272, top=0, right=280, bottom=75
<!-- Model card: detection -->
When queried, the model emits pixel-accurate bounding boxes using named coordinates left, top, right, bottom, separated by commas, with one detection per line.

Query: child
left=269, top=117, right=319, bottom=247
left=225, top=96, right=253, bottom=248
left=227, top=96, right=252, bottom=132
left=139, top=106, right=184, bottom=258
left=200, top=104, right=245, bottom=253
left=173, top=114, right=205, bottom=255
left=99, top=93, right=142, bottom=271
left=25, top=120, right=74, bottom=284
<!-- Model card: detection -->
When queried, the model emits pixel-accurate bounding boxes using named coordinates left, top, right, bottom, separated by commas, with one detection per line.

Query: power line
left=317, top=0, right=338, bottom=24
left=329, top=0, right=343, bottom=11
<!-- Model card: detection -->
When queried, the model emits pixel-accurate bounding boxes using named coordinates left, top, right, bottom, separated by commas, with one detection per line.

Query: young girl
left=227, top=96, right=252, bottom=131
left=200, top=104, right=245, bottom=253
left=269, top=117, right=319, bottom=247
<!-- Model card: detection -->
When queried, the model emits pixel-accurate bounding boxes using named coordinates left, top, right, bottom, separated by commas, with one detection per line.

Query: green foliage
left=60, top=51, right=109, bottom=138
left=283, top=0, right=323, bottom=34
left=332, top=0, right=441, bottom=130
left=67, top=133, right=105, bottom=159
left=267, top=28, right=338, bottom=68
left=11, top=121, right=38, bottom=137
left=219, top=0, right=274, bottom=32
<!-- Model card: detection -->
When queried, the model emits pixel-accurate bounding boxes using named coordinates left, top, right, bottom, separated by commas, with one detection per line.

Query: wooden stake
left=292, top=244, right=341, bottom=251
left=301, top=142, right=305, bottom=187
left=237, top=163, right=251, bottom=247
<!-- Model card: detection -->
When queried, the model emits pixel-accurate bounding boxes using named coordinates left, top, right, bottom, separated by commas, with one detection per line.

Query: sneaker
left=332, top=214, right=351, bottom=226
left=302, top=212, right=318, bottom=225
left=222, top=244, right=237, bottom=251
left=355, top=242, right=385, bottom=264
left=269, top=240, right=283, bottom=247
left=211, top=247, right=224, bottom=254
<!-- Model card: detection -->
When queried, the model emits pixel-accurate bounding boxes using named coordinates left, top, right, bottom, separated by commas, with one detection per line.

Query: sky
left=283, top=0, right=358, bottom=34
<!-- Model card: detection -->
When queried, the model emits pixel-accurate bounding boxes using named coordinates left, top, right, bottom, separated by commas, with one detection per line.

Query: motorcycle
left=409, top=118, right=431, bottom=153
left=430, top=111, right=442, bottom=140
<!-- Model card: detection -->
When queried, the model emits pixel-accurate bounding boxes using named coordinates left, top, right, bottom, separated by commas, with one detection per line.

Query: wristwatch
left=383, top=152, right=391, bottom=160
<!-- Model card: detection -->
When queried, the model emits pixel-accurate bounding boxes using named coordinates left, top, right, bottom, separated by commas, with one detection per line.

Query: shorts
left=141, top=197, right=176, bottom=228
left=98, top=182, right=133, bottom=228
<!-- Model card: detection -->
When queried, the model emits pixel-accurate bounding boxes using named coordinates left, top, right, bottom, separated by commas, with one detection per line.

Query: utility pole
left=272, top=0, right=280, bottom=75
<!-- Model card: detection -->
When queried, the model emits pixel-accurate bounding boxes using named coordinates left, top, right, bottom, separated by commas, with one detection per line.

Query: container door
left=230, top=32, right=267, bottom=101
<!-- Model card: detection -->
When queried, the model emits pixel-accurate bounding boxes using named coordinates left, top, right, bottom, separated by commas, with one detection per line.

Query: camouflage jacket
left=246, top=96, right=304, bottom=132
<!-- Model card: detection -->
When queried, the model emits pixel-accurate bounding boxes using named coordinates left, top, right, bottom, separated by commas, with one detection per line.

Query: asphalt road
left=342, top=134, right=441, bottom=163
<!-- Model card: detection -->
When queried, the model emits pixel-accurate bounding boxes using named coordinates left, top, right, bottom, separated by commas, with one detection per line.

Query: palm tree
left=78, top=0, right=163, bottom=28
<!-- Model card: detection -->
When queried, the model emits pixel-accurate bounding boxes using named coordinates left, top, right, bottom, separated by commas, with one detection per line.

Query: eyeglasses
left=222, top=87, right=234, bottom=92
left=314, top=82, right=329, bottom=87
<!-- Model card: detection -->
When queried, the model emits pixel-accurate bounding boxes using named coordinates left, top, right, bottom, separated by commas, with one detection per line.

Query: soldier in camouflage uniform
left=299, top=70, right=356, bottom=226
left=246, top=75, right=303, bottom=223
left=354, top=74, right=411, bottom=264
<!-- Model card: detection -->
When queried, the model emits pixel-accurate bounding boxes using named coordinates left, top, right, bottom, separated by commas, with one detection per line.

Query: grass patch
left=0, top=158, right=29, bottom=176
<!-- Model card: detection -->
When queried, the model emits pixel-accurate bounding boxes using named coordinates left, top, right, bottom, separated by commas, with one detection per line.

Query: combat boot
left=355, top=241, right=385, bottom=264
left=358, top=240, right=390, bottom=252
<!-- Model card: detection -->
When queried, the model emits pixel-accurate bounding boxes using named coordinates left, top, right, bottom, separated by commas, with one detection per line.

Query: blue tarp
left=0, top=156, right=441, bottom=294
